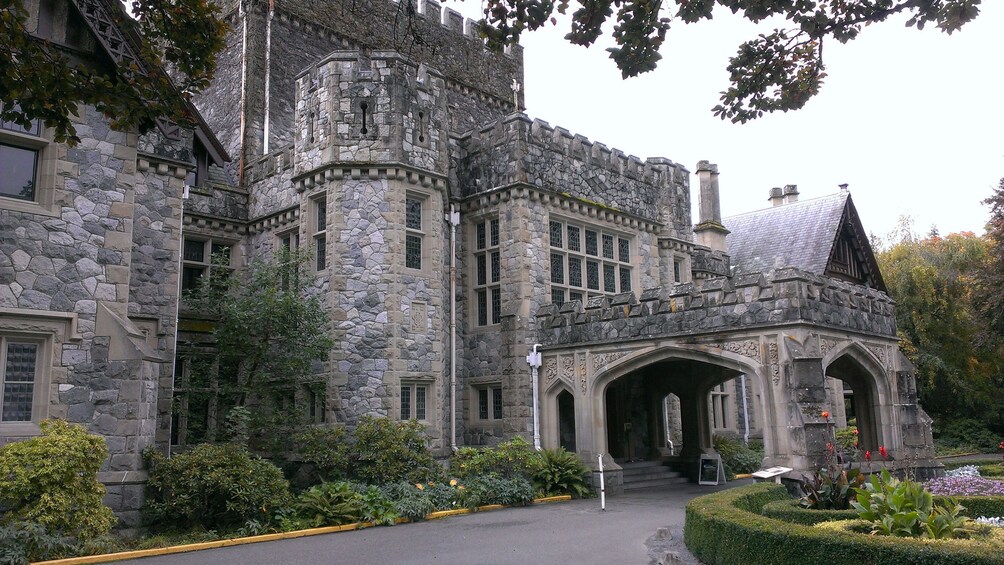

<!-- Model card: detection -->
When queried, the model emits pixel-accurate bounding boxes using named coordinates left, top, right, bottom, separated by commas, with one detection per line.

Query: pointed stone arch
left=821, top=341, right=894, bottom=453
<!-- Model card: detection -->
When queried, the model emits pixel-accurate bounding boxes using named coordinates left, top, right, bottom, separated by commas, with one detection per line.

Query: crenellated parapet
left=457, top=113, right=692, bottom=233
left=535, top=268, right=897, bottom=346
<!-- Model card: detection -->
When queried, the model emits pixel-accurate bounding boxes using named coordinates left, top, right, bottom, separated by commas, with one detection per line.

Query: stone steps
left=620, top=461, right=689, bottom=490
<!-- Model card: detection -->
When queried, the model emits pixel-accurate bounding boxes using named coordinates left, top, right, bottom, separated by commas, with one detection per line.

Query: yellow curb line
left=734, top=474, right=753, bottom=480
left=35, top=496, right=574, bottom=565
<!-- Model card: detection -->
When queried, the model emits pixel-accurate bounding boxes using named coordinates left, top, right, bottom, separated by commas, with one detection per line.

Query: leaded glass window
left=1, top=340, right=38, bottom=422
left=549, top=218, right=633, bottom=304
left=473, top=217, right=502, bottom=326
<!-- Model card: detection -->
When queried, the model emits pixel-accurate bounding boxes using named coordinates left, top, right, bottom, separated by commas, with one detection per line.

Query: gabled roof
left=724, top=192, right=885, bottom=291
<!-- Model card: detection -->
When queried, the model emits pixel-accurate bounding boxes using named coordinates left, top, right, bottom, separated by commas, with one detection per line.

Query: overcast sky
left=445, top=1, right=1003, bottom=244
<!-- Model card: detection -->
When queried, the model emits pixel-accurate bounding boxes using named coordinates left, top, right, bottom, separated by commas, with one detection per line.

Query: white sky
left=445, top=1, right=1003, bottom=243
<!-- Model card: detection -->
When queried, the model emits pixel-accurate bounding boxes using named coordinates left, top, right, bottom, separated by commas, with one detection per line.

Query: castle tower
left=292, top=51, right=451, bottom=448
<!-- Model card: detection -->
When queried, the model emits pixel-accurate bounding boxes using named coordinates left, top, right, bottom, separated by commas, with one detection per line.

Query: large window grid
left=0, top=111, right=42, bottom=203
left=548, top=219, right=633, bottom=306
left=710, top=382, right=730, bottom=430
left=405, top=195, right=424, bottom=270
left=181, top=238, right=234, bottom=291
left=0, top=337, right=39, bottom=423
left=474, top=218, right=501, bottom=326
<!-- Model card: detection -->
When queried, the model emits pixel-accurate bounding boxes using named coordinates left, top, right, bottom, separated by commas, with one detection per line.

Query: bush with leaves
left=851, top=469, right=975, bottom=539
left=459, top=475, right=535, bottom=509
left=291, top=482, right=366, bottom=528
left=800, top=467, right=865, bottom=510
left=378, top=482, right=435, bottom=521
left=145, top=443, right=291, bottom=531
left=350, top=417, right=440, bottom=484
left=294, top=426, right=351, bottom=482
left=936, top=418, right=1000, bottom=452
left=712, top=435, right=763, bottom=479
left=0, top=419, right=116, bottom=540
left=0, top=521, right=77, bottom=565
left=533, top=448, right=593, bottom=498
left=451, top=436, right=544, bottom=480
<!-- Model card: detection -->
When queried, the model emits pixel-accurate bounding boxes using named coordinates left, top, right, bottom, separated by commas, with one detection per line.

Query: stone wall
left=457, top=114, right=692, bottom=237
left=536, top=268, right=898, bottom=346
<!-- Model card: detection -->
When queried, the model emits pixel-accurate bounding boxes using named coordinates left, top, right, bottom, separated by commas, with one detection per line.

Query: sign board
left=751, top=466, right=792, bottom=484
left=698, top=454, right=724, bottom=486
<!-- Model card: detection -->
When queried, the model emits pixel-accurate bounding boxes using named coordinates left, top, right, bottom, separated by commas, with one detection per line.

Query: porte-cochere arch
left=534, top=268, right=939, bottom=492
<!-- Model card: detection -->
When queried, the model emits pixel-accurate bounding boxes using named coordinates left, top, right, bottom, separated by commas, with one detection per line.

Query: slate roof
left=724, top=191, right=851, bottom=276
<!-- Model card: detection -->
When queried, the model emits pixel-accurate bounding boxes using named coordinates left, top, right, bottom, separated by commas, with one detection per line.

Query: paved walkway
left=119, top=480, right=752, bottom=565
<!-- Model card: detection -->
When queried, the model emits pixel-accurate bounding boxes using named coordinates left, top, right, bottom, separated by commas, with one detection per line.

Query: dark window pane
left=618, top=238, right=630, bottom=262
left=316, top=236, right=327, bottom=270
left=406, top=197, right=422, bottom=230
left=492, top=387, right=502, bottom=420
left=416, top=386, right=426, bottom=420
left=551, top=288, right=565, bottom=306
left=401, top=385, right=411, bottom=420
left=0, top=144, right=37, bottom=201
left=570, top=291, right=583, bottom=303
left=490, top=219, right=499, bottom=247
left=476, top=222, right=486, bottom=250
left=0, top=116, right=41, bottom=135
left=604, top=264, right=615, bottom=292
left=182, top=266, right=206, bottom=290
left=479, top=388, right=489, bottom=419
left=568, top=257, right=582, bottom=287
left=2, top=342, right=37, bottom=422
left=602, top=234, right=614, bottom=259
left=567, top=226, right=580, bottom=252
left=316, top=198, right=326, bottom=231
left=586, top=260, right=599, bottom=290
left=477, top=289, right=488, bottom=326
left=491, top=288, right=501, bottom=325
left=585, top=230, right=598, bottom=256
left=550, top=253, right=564, bottom=284
left=549, top=221, right=562, bottom=248
left=477, top=254, right=487, bottom=286
left=406, top=234, right=422, bottom=269
left=490, top=251, right=500, bottom=283
left=211, top=243, right=231, bottom=265
left=183, top=239, right=205, bottom=262
left=674, top=260, right=681, bottom=283
left=620, top=267, right=631, bottom=292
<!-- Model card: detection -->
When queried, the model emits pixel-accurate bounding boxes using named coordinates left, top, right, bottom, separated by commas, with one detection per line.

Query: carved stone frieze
left=866, top=344, right=889, bottom=368
left=768, top=342, right=780, bottom=386
left=591, top=350, right=627, bottom=372
left=544, top=358, right=558, bottom=383
left=709, top=339, right=760, bottom=361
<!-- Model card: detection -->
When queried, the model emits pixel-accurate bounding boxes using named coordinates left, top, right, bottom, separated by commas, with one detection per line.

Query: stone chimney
left=768, top=185, right=800, bottom=206
left=693, top=160, right=729, bottom=253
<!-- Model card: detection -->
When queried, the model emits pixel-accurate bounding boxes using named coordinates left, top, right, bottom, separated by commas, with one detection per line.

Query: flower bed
left=684, top=483, right=1004, bottom=565
left=925, top=476, right=1004, bottom=496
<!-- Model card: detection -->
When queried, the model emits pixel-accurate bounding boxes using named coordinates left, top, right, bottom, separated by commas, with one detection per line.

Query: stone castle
left=1, top=0, right=937, bottom=522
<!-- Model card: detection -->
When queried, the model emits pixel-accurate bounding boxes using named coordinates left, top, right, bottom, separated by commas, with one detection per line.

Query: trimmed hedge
left=684, top=483, right=1004, bottom=565
left=760, top=498, right=857, bottom=525
left=950, top=496, right=1004, bottom=519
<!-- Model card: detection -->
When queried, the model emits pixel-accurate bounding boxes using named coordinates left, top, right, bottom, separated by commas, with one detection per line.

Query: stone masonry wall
left=458, top=114, right=692, bottom=237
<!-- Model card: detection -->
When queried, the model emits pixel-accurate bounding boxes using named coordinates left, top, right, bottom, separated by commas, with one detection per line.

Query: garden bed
left=684, top=483, right=1004, bottom=565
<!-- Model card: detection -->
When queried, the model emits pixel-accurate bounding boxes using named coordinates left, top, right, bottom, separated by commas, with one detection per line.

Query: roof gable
left=724, top=192, right=885, bottom=291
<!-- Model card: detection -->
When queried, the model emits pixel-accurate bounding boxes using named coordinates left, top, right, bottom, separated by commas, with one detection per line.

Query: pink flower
left=865, top=450, right=871, bottom=462
left=879, top=446, right=888, bottom=460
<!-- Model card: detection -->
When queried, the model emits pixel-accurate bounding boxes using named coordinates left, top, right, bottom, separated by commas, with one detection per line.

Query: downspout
left=263, top=0, right=274, bottom=153
left=169, top=183, right=190, bottom=457
left=527, top=344, right=543, bottom=450
left=740, top=373, right=750, bottom=446
left=448, top=205, right=460, bottom=452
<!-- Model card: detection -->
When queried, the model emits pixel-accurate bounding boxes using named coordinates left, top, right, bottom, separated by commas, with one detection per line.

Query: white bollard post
left=598, top=454, right=606, bottom=511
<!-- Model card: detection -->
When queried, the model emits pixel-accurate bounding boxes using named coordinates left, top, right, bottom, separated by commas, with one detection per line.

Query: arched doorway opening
left=557, top=389, right=576, bottom=451
left=825, top=351, right=886, bottom=454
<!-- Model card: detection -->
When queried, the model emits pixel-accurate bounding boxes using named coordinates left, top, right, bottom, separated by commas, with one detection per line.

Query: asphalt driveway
left=118, top=480, right=751, bottom=565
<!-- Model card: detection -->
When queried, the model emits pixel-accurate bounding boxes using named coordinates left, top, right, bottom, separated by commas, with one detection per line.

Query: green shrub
left=685, top=483, right=1004, bottom=565
left=350, top=417, right=440, bottom=484
left=423, top=480, right=465, bottom=511
left=532, top=448, right=593, bottom=498
left=0, top=419, right=116, bottom=540
left=459, top=475, right=535, bottom=508
left=936, top=418, right=999, bottom=452
left=712, top=435, right=763, bottom=479
left=762, top=498, right=857, bottom=525
left=979, top=464, right=1004, bottom=478
left=451, top=436, right=544, bottom=479
left=292, top=482, right=365, bottom=527
left=0, top=521, right=77, bottom=565
left=378, top=482, right=435, bottom=521
left=294, top=426, right=351, bottom=481
left=852, top=470, right=974, bottom=539
left=945, top=495, right=1004, bottom=518
left=145, top=443, right=291, bottom=530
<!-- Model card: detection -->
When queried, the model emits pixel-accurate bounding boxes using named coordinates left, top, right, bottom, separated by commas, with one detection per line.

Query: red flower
left=879, top=446, right=888, bottom=460
left=853, top=429, right=859, bottom=435
left=826, top=442, right=834, bottom=453
left=998, top=441, right=1004, bottom=450
left=864, top=450, right=871, bottom=461
left=821, top=411, right=830, bottom=420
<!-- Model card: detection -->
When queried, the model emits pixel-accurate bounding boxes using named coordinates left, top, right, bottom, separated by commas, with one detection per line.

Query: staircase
left=620, top=460, right=689, bottom=490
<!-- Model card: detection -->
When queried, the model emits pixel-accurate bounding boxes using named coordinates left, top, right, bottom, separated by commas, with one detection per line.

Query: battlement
left=535, top=268, right=897, bottom=346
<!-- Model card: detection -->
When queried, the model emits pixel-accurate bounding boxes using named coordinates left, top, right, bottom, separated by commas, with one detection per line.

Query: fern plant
left=292, top=482, right=365, bottom=527
left=532, top=449, right=593, bottom=498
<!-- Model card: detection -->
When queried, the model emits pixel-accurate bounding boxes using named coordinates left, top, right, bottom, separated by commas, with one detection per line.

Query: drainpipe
left=169, top=183, right=190, bottom=457
left=527, top=344, right=543, bottom=450
left=740, top=373, right=750, bottom=446
left=447, top=205, right=460, bottom=452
